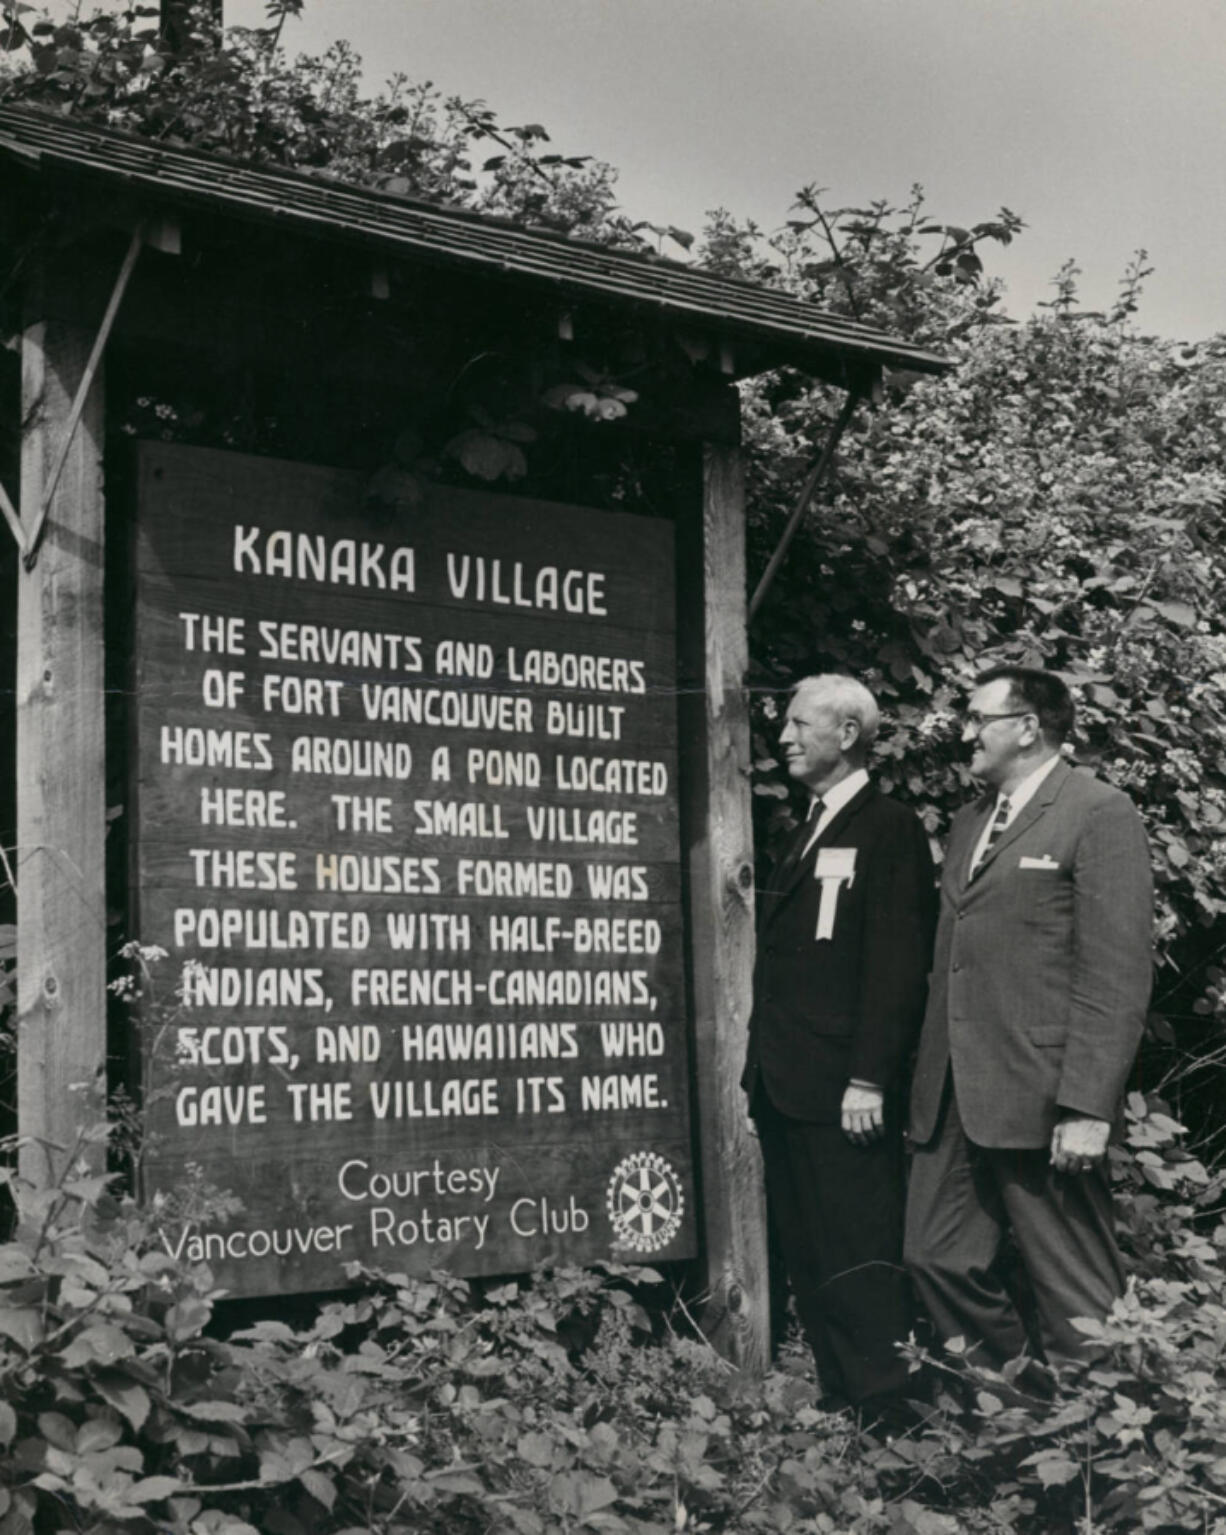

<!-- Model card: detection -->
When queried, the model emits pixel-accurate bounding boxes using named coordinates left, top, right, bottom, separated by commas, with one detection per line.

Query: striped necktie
left=971, top=796, right=1011, bottom=877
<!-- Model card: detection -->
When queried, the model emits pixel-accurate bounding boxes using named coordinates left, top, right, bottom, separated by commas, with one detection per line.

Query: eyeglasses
left=962, top=710, right=1034, bottom=732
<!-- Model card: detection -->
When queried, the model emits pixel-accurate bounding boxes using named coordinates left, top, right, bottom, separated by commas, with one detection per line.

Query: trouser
left=904, top=1084, right=1124, bottom=1368
left=755, top=1093, right=913, bottom=1405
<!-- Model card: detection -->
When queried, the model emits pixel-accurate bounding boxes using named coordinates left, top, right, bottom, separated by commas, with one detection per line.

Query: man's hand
left=1050, top=1114, right=1110, bottom=1173
left=841, top=1082, right=884, bottom=1146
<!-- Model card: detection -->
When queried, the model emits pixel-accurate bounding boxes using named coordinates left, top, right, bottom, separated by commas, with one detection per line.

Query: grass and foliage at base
left=3, top=1090, right=1226, bottom=1535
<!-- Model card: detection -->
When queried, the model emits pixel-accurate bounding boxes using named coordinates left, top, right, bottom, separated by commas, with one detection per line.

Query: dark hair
left=976, top=665, right=1075, bottom=745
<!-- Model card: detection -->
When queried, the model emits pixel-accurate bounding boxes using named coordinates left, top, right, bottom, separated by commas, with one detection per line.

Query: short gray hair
left=793, top=673, right=880, bottom=748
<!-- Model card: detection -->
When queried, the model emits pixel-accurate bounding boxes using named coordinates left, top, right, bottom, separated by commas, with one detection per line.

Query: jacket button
left=952, top=962, right=962, bottom=973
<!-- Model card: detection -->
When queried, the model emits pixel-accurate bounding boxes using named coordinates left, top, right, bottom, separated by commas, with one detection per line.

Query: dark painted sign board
left=133, top=442, right=694, bottom=1294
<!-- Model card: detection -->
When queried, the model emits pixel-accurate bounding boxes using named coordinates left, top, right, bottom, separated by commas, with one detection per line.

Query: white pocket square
left=1019, top=855, right=1059, bottom=869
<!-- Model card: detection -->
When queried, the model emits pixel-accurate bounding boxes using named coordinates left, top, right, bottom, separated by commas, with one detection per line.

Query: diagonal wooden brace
left=747, top=378, right=869, bottom=623
left=22, top=223, right=144, bottom=570
left=0, top=478, right=22, bottom=553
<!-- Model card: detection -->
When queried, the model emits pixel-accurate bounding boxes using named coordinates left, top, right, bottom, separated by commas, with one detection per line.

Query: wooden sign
left=133, top=443, right=695, bottom=1294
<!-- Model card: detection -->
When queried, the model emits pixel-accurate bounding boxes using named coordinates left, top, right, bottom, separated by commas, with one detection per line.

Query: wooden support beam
left=16, top=305, right=108, bottom=1190
left=680, top=442, right=769, bottom=1371
left=24, top=225, right=141, bottom=569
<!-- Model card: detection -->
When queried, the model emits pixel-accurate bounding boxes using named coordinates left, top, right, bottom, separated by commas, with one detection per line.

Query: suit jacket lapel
left=765, top=780, right=876, bottom=920
left=760, top=810, right=818, bottom=921
left=972, top=758, right=1070, bottom=882
left=952, top=794, right=995, bottom=894
left=811, top=780, right=875, bottom=852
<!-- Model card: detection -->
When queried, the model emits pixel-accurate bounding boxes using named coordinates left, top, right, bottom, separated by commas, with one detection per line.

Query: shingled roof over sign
left=0, top=105, right=951, bottom=384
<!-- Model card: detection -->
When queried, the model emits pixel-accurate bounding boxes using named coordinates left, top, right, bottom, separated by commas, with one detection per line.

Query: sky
left=229, top=2, right=1223, bottom=341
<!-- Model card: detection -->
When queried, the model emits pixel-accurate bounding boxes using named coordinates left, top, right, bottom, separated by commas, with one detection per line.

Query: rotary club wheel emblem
left=606, top=1151, right=685, bottom=1253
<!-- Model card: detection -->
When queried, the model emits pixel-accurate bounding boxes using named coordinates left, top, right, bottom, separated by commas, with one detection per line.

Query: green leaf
left=83, top=1442, right=143, bottom=1476
left=0, top=1248, right=36, bottom=1282
left=589, top=396, right=627, bottom=421
left=165, top=1296, right=211, bottom=1340
left=129, top=1475, right=186, bottom=1503
left=38, top=1411, right=77, bottom=1451
left=518, top=1429, right=555, bottom=1467
left=298, top=1468, right=337, bottom=1509
left=180, top=1400, right=248, bottom=1424
left=0, top=1305, right=43, bottom=1351
left=1154, top=599, right=1196, bottom=628
left=549, top=1471, right=619, bottom=1520
left=60, top=1322, right=135, bottom=1368
left=445, top=429, right=517, bottom=481
left=60, top=1174, right=115, bottom=1204
left=501, top=1506, right=544, bottom=1535
left=425, top=1468, right=485, bottom=1494
left=1021, top=1449, right=1080, bottom=1488
left=542, top=384, right=599, bottom=414
left=930, top=624, right=961, bottom=654
left=0, top=1400, right=16, bottom=1447
left=76, top=1418, right=124, bottom=1454
left=230, top=1320, right=295, bottom=1343
left=48, top=1252, right=111, bottom=1289
left=95, top=1373, right=151, bottom=1432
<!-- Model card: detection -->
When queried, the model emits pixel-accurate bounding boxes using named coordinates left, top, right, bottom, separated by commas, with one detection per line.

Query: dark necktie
left=774, top=796, right=824, bottom=886
left=971, top=795, right=1011, bottom=877
left=803, top=794, right=826, bottom=844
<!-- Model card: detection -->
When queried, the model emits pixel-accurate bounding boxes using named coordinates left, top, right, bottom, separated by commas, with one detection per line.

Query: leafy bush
left=714, top=197, right=1226, bottom=1096
left=6, top=1102, right=1225, bottom=1535
left=0, top=1, right=646, bottom=249
left=0, top=1143, right=963, bottom=1535
left=885, top=1094, right=1226, bottom=1535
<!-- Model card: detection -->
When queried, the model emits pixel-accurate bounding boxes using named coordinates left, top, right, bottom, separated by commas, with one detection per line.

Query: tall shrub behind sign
left=133, top=443, right=693, bottom=1295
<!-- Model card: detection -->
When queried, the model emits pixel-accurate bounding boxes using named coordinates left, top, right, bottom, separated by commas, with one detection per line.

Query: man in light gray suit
left=905, top=666, right=1153, bottom=1371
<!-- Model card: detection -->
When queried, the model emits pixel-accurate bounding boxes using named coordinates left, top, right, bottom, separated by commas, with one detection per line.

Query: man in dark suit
left=744, top=674, right=935, bottom=1415
left=905, top=666, right=1153, bottom=1372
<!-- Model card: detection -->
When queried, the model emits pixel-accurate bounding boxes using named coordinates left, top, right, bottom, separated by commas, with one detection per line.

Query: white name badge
left=813, top=846, right=856, bottom=940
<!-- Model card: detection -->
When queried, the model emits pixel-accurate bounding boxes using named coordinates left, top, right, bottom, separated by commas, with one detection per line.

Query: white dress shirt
left=802, top=767, right=869, bottom=857
left=968, top=752, right=1061, bottom=875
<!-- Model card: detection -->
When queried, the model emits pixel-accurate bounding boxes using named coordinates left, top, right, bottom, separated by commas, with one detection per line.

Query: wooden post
left=15, top=305, right=108, bottom=1189
left=680, top=441, right=769, bottom=1371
